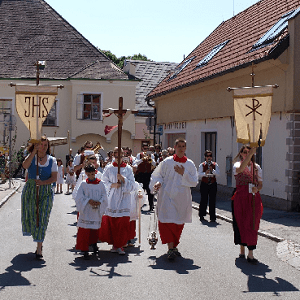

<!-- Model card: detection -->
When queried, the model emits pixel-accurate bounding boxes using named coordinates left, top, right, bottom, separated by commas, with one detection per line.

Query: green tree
left=99, top=49, right=150, bottom=69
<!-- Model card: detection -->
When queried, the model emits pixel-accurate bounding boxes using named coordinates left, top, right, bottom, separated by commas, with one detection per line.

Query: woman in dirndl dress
left=232, top=145, right=263, bottom=265
left=22, top=136, right=58, bottom=259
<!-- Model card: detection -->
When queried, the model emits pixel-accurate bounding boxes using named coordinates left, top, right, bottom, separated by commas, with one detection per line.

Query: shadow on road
left=235, top=257, right=299, bottom=295
left=199, top=219, right=221, bottom=228
left=69, top=246, right=144, bottom=279
left=148, top=254, right=200, bottom=274
left=0, top=253, right=45, bottom=291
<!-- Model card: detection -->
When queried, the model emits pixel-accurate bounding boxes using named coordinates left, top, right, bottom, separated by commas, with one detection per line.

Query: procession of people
left=19, top=136, right=262, bottom=265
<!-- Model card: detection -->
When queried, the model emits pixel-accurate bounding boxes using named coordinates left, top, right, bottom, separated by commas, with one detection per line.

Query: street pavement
left=191, top=186, right=300, bottom=271
left=0, top=179, right=300, bottom=299
left=2, top=179, right=300, bottom=270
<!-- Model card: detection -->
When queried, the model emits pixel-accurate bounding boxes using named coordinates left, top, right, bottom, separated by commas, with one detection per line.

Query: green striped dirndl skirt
left=21, top=179, right=54, bottom=242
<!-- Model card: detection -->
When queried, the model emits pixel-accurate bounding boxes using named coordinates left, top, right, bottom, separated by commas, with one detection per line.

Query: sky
left=46, top=0, right=259, bottom=63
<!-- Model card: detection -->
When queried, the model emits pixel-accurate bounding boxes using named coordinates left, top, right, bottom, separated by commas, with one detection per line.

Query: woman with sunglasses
left=232, top=145, right=263, bottom=265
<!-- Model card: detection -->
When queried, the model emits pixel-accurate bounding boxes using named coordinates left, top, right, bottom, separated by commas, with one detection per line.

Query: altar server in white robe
left=72, top=151, right=102, bottom=200
left=99, top=147, right=135, bottom=255
left=150, top=139, right=198, bottom=261
left=75, top=163, right=108, bottom=260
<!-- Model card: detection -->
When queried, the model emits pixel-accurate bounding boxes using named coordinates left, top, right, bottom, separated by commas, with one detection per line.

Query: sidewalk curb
left=192, top=202, right=285, bottom=242
left=0, top=181, right=21, bottom=208
left=192, top=202, right=300, bottom=271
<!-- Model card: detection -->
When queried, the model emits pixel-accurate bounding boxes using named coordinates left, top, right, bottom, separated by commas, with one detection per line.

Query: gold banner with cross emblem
left=233, top=86, right=273, bottom=147
left=15, top=85, right=58, bottom=143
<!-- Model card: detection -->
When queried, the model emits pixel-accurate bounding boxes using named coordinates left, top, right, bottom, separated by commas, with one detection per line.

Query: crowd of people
left=20, top=137, right=263, bottom=265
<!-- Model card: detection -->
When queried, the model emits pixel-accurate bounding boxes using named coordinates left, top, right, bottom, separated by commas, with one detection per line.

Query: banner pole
left=251, top=63, right=256, bottom=231
left=35, top=62, right=40, bottom=228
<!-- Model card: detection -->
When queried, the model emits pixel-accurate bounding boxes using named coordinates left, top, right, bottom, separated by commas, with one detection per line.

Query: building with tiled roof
left=123, top=59, right=177, bottom=152
left=146, top=0, right=300, bottom=211
left=0, top=0, right=139, bottom=162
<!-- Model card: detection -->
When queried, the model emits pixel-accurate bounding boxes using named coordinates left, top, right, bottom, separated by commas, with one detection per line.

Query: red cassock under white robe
left=75, top=178, right=108, bottom=251
left=99, top=162, right=135, bottom=248
left=150, top=154, right=198, bottom=247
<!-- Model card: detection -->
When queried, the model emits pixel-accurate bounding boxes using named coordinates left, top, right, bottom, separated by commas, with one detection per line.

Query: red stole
left=173, top=154, right=187, bottom=163
left=112, top=161, right=127, bottom=168
left=86, top=178, right=101, bottom=184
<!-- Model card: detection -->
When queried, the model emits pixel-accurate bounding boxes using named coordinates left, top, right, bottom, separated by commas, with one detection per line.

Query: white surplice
left=72, top=170, right=102, bottom=200
left=149, top=156, right=198, bottom=224
left=75, top=180, right=108, bottom=229
left=101, top=164, right=135, bottom=217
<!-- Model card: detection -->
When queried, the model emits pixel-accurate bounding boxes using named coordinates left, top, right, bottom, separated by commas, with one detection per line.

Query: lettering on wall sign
left=164, top=122, right=186, bottom=130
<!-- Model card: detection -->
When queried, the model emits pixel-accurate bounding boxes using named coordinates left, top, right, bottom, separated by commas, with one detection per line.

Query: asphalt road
left=1, top=188, right=300, bottom=300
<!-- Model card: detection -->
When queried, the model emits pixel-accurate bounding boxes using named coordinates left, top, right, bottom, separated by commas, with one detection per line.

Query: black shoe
left=239, top=254, right=246, bottom=259
left=83, top=251, right=90, bottom=260
left=200, top=216, right=206, bottom=222
left=247, top=256, right=258, bottom=265
left=167, top=249, right=176, bottom=261
left=172, top=248, right=182, bottom=257
left=91, top=243, right=99, bottom=254
left=210, top=219, right=216, bottom=223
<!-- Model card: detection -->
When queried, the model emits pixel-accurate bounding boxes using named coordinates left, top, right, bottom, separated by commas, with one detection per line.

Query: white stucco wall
left=161, top=112, right=289, bottom=200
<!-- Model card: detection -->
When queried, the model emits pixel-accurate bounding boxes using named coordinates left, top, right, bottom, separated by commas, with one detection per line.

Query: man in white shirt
left=198, top=150, right=220, bottom=222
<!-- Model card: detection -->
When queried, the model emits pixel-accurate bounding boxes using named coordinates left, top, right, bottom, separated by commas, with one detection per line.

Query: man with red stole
left=150, top=139, right=198, bottom=260
left=99, top=147, right=135, bottom=255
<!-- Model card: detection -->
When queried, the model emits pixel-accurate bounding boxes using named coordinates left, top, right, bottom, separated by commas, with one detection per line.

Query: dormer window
left=168, top=56, right=195, bottom=80
left=251, top=7, right=300, bottom=51
left=195, top=40, right=230, bottom=69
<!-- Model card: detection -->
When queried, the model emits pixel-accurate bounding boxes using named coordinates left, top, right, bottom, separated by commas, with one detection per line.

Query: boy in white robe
left=75, top=163, right=107, bottom=260
left=72, top=153, right=102, bottom=200
left=99, top=147, right=135, bottom=255
left=150, top=139, right=198, bottom=261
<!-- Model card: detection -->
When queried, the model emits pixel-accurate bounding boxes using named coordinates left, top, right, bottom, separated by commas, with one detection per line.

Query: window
left=76, top=94, right=102, bottom=120
left=168, top=56, right=195, bottom=80
left=251, top=7, right=300, bottom=51
left=256, top=147, right=263, bottom=168
left=205, top=132, right=217, bottom=161
left=0, top=99, right=12, bottom=119
left=0, top=99, right=12, bottom=146
left=43, top=100, right=57, bottom=126
left=195, top=40, right=230, bottom=69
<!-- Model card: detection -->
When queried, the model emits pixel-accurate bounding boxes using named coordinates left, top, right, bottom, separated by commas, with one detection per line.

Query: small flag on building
left=104, top=125, right=118, bottom=135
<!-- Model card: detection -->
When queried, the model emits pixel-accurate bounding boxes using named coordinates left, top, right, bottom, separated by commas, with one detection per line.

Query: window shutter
left=76, top=94, right=84, bottom=120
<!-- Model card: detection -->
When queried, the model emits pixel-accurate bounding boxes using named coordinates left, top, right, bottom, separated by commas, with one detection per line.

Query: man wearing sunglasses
left=198, top=150, right=220, bottom=222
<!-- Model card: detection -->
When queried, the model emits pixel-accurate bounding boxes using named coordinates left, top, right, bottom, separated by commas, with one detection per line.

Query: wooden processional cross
left=103, top=97, right=137, bottom=174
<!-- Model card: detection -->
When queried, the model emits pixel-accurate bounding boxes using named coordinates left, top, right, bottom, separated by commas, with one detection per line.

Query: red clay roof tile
left=147, top=0, right=300, bottom=99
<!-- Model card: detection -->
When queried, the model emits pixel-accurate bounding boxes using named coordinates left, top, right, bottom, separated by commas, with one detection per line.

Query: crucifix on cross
left=103, top=97, right=137, bottom=174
